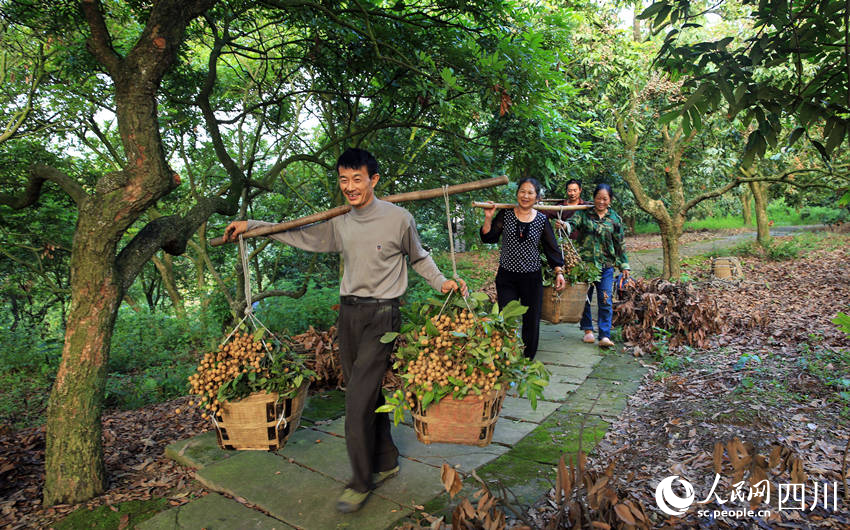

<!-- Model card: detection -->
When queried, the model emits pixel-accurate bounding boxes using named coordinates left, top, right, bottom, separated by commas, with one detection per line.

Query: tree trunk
left=43, top=231, right=121, bottom=505
left=740, top=189, right=752, bottom=226
left=750, top=181, right=771, bottom=245
left=658, top=218, right=683, bottom=279
left=632, top=2, right=642, bottom=42
left=152, top=253, right=186, bottom=318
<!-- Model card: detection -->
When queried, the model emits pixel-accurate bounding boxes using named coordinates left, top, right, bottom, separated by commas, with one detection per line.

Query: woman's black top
left=480, top=209, right=565, bottom=273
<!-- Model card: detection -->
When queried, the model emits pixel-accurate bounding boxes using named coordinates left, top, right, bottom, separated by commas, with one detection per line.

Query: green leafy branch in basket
left=376, top=292, right=549, bottom=425
left=541, top=258, right=601, bottom=286
left=188, top=329, right=315, bottom=419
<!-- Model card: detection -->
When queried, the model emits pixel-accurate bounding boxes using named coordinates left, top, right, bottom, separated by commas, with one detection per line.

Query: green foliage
left=646, top=0, right=850, bottom=164
left=798, top=342, right=850, bottom=406
left=253, top=282, right=339, bottom=335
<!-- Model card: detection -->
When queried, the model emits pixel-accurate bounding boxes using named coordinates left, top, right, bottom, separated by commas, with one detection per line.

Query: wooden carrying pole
left=209, top=175, right=509, bottom=247
left=471, top=201, right=592, bottom=212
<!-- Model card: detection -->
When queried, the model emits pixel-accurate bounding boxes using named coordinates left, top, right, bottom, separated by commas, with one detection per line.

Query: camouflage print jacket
left=566, top=208, right=630, bottom=271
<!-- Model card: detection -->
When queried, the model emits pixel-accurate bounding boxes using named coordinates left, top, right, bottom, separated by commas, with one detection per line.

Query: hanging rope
left=441, top=185, right=476, bottom=320
left=236, top=234, right=280, bottom=361
left=443, top=185, right=459, bottom=281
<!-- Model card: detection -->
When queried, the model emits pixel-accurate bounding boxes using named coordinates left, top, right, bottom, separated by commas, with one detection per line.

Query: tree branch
left=79, top=0, right=123, bottom=77
left=0, top=164, right=87, bottom=209
left=115, top=193, right=238, bottom=292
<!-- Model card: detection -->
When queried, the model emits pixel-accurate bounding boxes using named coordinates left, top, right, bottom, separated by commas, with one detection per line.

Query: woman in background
left=567, top=183, right=630, bottom=348
left=480, top=178, right=566, bottom=359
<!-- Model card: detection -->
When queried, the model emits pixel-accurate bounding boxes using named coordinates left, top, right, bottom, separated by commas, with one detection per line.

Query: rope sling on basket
left=403, top=188, right=507, bottom=447
left=193, top=235, right=311, bottom=451
left=540, top=213, right=590, bottom=324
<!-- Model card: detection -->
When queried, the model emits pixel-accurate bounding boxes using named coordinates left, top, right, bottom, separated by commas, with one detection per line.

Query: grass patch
left=53, top=498, right=169, bottom=530
left=633, top=198, right=848, bottom=235
left=798, top=340, right=850, bottom=412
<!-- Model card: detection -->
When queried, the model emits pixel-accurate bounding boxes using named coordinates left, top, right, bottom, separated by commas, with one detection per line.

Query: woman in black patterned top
left=480, top=178, right=566, bottom=359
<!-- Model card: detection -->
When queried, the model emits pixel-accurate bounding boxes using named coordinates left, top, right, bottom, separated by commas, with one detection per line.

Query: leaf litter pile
left=525, top=235, right=850, bottom=528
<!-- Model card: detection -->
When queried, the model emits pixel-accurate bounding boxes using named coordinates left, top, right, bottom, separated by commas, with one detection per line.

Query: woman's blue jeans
left=580, top=266, right=614, bottom=339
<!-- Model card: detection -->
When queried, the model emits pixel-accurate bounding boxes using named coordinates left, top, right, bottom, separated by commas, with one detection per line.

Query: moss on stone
left=54, top=498, right=169, bottom=529
left=301, top=389, right=346, bottom=422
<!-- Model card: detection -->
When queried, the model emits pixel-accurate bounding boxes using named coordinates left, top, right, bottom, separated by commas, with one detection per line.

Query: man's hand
left=223, top=220, right=248, bottom=243
left=554, top=273, right=566, bottom=292
left=441, top=278, right=468, bottom=297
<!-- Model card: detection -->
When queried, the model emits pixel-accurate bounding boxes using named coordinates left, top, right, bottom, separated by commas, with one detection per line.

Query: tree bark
left=152, top=253, right=186, bottom=318
left=750, top=180, right=771, bottom=245
left=740, top=188, right=752, bottom=226
left=43, top=218, right=121, bottom=504
left=39, top=0, right=220, bottom=506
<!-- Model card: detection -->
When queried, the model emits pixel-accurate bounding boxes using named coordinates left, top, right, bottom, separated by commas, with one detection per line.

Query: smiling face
left=338, top=165, right=378, bottom=208
left=566, top=183, right=581, bottom=204
left=593, top=188, right=611, bottom=213
left=516, top=181, right=538, bottom=209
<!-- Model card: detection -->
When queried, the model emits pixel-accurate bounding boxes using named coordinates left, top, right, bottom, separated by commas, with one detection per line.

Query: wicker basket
left=541, top=283, right=587, bottom=324
left=711, top=256, right=743, bottom=279
left=411, top=388, right=506, bottom=447
left=214, top=383, right=309, bottom=451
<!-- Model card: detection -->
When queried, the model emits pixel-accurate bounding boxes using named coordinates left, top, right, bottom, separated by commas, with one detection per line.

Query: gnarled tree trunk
left=750, top=180, right=771, bottom=245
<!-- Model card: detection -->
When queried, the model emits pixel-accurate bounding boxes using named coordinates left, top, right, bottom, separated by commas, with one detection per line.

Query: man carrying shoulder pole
left=222, top=148, right=467, bottom=513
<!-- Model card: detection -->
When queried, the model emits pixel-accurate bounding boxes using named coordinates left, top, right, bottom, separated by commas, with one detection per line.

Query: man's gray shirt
left=247, top=198, right=446, bottom=299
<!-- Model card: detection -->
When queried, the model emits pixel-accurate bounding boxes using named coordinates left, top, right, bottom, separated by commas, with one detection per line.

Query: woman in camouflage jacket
left=566, top=183, right=630, bottom=348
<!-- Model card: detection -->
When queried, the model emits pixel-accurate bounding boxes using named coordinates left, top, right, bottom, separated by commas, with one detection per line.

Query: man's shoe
left=372, top=465, right=400, bottom=486
left=336, top=488, right=369, bottom=513
left=582, top=331, right=595, bottom=343
left=598, top=337, right=614, bottom=348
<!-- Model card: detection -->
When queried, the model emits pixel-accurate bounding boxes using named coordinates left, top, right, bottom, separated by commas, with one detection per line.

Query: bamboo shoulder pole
left=210, top=175, right=508, bottom=247
left=471, top=201, right=592, bottom=212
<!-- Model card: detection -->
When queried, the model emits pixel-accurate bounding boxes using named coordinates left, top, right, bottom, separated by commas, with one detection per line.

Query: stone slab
left=301, top=390, right=346, bottom=422
left=475, top=453, right=555, bottom=508
left=543, top=364, right=594, bottom=384
left=279, top=423, right=448, bottom=509
left=138, top=492, right=290, bottom=530
left=196, top=451, right=409, bottom=530
left=561, top=377, right=641, bottom=417
left=391, top=423, right=509, bottom=472
left=509, top=411, right=611, bottom=465
left=311, top=416, right=345, bottom=436
left=165, top=431, right=236, bottom=470
left=490, top=417, right=540, bottom=446
left=499, top=396, right=560, bottom=423
left=277, top=428, right=350, bottom=481
left=541, top=380, right=580, bottom=402
left=590, top=352, right=648, bottom=382
left=536, top=348, right=602, bottom=368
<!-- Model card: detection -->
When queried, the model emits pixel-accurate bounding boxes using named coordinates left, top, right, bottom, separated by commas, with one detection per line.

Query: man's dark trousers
left=337, top=297, right=401, bottom=493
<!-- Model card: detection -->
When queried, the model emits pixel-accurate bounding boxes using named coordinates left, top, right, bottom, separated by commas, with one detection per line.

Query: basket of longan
left=378, top=292, right=549, bottom=446
left=188, top=330, right=314, bottom=451
left=541, top=240, right=600, bottom=324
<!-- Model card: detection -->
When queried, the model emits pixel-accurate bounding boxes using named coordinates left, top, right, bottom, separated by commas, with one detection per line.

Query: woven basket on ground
left=711, top=256, right=743, bottom=279
left=214, top=382, right=310, bottom=451
left=411, top=388, right=506, bottom=447
left=541, top=283, right=587, bottom=324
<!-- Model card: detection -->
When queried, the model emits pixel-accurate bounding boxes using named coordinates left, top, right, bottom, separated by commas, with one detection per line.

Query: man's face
left=338, top=165, right=378, bottom=208
left=566, top=183, right=581, bottom=204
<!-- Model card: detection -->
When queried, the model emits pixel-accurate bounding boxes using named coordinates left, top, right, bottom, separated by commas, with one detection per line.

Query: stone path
left=141, top=324, right=647, bottom=530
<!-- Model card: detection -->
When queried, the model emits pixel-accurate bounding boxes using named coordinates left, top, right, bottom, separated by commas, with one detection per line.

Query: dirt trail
left=627, top=224, right=827, bottom=276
